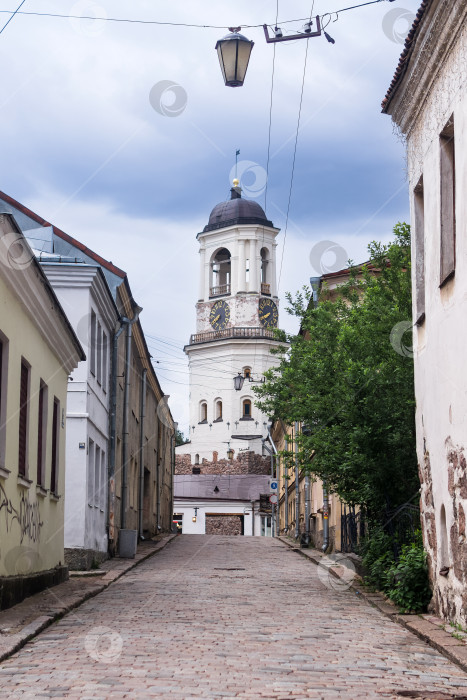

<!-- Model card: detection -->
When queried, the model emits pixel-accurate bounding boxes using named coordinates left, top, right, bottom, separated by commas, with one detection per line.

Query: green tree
left=254, top=223, right=418, bottom=523
left=175, top=428, right=188, bottom=447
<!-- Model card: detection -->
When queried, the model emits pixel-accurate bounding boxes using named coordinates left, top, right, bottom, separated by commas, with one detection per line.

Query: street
left=1, top=536, right=467, bottom=699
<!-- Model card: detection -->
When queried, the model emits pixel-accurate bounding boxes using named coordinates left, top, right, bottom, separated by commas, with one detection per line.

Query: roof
left=0, top=190, right=126, bottom=278
left=381, top=0, right=431, bottom=112
left=174, top=474, right=270, bottom=501
left=203, top=187, right=274, bottom=233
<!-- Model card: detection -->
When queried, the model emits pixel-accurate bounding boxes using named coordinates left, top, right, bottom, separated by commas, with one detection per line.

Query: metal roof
left=174, top=474, right=270, bottom=501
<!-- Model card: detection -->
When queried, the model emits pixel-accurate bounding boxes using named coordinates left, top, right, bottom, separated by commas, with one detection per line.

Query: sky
left=0, top=0, right=419, bottom=433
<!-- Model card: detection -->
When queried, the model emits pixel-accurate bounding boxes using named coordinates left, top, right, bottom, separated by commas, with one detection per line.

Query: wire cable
left=264, top=0, right=279, bottom=216
left=277, top=32, right=311, bottom=290
left=0, top=2, right=400, bottom=31
left=0, top=0, right=27, bottom=35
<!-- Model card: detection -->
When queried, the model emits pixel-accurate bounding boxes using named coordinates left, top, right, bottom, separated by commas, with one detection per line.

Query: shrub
left=385, top=535, right=432, bottom=613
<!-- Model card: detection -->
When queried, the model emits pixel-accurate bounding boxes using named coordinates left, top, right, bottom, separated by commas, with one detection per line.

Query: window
left=199, top=401, right=207, bottom=423
left=102, top=332, right=108, bottom=392
left=37, top=381, right=48, bottom=486
left=260, top=247, right=269, bottom=283
left=95, top=445, right=101, bottom=507
left=96, top=321, right=102, bottom=385
left=18, top=360, right=30, bottom=477
left=88, top=438, right=94, bottom=505
left=90, top=310, right=96, bottom=376
left=215, top=399, right=222, bottom=421
left=210, top=248, right=231, bottom=296
left=414, top=177, right=425, bottom=324
left=244, top=367, right=251, bottom=379
left=440, top=117, right=456, bottom=286
left=50, top=397, right=60, bottom=494
left=195, top=454, right=200, bottom=465
left=0, top=335, right=8, bottom=468
left=100, top=450, right=106, bottom=511
left=242, top=398, right=252, bottom=419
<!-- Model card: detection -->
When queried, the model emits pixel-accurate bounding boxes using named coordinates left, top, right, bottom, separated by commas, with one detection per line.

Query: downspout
left=294, top=422, right=300, bottom=540
left=170, top=421, right=178, bottom=533
left=108, top=319, right=126, bottom=549
left=264, top=426, right=278, bottom=537
left=322, top=478, right=329, bottom=552
left=156, top=417, right=161, bottom=531
left=284, top=435, right=289, bottom=534
left=251, top=500, right=255, bottom=535
left=138, top=368, right=147, bottom=539
left=121, top=308, right=142, bottom=531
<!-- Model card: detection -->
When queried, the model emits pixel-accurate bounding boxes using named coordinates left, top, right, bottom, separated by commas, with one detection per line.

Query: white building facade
left=383, top=0, right=467, bottom=623
left=42, top=261, right=119, bottom=569
left=178, top=183, right=283, bottom=464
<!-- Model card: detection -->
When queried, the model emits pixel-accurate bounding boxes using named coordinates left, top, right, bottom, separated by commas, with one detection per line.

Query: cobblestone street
left=1, top=536, right=467, bottom=699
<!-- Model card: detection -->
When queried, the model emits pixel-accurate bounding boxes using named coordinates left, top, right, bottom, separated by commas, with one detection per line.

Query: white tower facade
left=178, top=183, right=283, bottom=463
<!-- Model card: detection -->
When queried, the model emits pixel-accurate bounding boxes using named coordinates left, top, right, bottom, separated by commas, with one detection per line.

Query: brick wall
left=175, top=451, right=270, bottom=476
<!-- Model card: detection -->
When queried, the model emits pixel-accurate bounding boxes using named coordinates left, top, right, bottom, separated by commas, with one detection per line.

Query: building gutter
left=138, top=368, right=147, bottom=539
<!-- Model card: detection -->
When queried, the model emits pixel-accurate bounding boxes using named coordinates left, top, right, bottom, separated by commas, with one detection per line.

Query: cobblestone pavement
left=1, top=536, right=467, bottom=699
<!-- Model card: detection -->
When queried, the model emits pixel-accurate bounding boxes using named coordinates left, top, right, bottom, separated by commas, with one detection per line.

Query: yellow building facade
left=0, top=214, right=83, bottom=608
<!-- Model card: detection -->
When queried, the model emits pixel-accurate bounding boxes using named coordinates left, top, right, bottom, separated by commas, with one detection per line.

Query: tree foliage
left=254, top=223, right=418, bottom=522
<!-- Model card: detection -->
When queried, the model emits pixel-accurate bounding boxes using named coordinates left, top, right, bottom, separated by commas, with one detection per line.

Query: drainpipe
left=322, top=478, right=329, bottom=552
left=108, top=319, right=126, bottom=549
left=251, top=500, right=255, bottom=535
left=294, top=422, right=299, bottom=540
left=156, top=417, right=161, bottom=531
left=264, top=426, right=278, bottom=537
left=170, top=422, right=178, bottom=533
left=121, top=307, right=142, bottom=530
left=138, top=368, right=147, bottom=539
left=305, top=474, right=310, bottom=543
left=284, top=435, right=289, bottom=534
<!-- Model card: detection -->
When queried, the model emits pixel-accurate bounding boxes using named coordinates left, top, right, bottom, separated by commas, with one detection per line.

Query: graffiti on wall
left=0, top=483, right=43, bottom=544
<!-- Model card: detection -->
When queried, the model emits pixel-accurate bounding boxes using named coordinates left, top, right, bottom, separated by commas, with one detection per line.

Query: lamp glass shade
left=216, top=32, right=254, bottom=87
left=234, top=373, right=245, bottom=391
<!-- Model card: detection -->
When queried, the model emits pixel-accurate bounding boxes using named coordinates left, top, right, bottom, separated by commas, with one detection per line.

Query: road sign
left=269, top=494, right=278, bottom=505
left=269, top=480, right=278, bottom=492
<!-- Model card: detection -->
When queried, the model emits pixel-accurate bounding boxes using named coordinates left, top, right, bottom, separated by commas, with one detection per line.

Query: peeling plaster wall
left=388, top=2, right=467, bottom=624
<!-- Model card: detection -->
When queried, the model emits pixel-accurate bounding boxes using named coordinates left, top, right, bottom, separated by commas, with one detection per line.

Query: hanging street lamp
left=233, top=372, right=245, bottom=391
left=216, top=27, right=254, bottom=87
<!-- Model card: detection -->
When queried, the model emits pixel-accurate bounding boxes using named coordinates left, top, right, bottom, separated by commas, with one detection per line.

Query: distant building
left=174, top=474, right=272, bottom=535
left=0, top=191, right=176, bottom=561
left=383, top=0, right=467, bottom=622
left=175, top=181, right=285, bottom=535
left=0, top=214, right=84, bottom=609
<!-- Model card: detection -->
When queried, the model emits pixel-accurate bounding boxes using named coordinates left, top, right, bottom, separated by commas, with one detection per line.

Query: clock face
left=259, top=298, right=278, bottom=328
left=210, top=300, right=230, bottom=330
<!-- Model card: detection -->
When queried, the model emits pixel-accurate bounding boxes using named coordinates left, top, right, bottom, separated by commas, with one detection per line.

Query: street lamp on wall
left=216, top=28, right=254, bottom=87
left=233, top=372, right=265, bottom=390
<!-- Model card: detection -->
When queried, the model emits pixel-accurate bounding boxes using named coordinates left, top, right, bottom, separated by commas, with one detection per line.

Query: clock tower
left=177, top=180, right=283, bottom=463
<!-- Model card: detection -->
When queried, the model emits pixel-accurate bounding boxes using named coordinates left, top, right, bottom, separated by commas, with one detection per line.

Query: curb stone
left=0, top=534, right=177, bottom=663
left=277, top=535, right=467, bottom=676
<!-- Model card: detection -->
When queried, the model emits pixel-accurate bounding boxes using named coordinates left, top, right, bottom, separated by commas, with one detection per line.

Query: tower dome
left=203, top=185, right=274, bottom=232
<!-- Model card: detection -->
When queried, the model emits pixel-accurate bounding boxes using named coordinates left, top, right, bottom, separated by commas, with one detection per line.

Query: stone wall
left=205, top=515, right=243, bottom=536
left=175, top=451, right=270, bottom=476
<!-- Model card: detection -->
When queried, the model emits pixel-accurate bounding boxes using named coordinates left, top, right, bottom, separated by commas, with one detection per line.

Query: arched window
left=243, top=367, right=251, bottom=379
left=210, top=248, right=231, bottom=297
left=214, top=399, right=223, bottom=421
left=439, top=504, right=450, bottom=571
left=242, top=398, right=252, bottom=419
left=195, top=454, right=200, bottom=465
left=199, top=401, right=207, bottom=423
left=260, top=248, right=270, bottom=295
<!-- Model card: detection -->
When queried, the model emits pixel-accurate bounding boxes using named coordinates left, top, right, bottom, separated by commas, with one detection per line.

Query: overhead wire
left=277, top=1, right=314, bottom=290
left=0, top=2, right=401, bottom=32
left=0, top=0, right=27, bottom=34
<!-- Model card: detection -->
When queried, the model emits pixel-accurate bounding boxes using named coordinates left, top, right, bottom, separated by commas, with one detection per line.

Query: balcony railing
left=261, top=282, right=271, bottom=295
left=210, top=284, right=230, bottom=297
left=189, top=326, right=276, bottom=345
